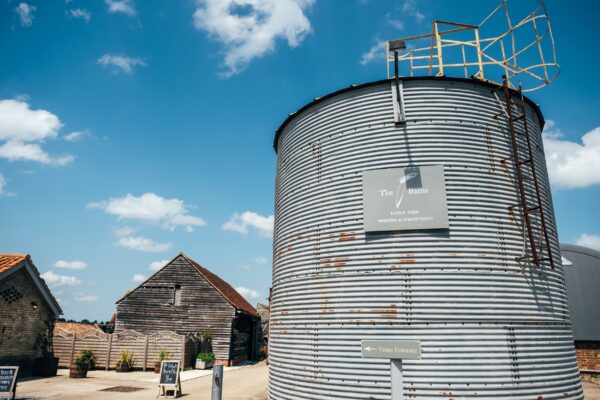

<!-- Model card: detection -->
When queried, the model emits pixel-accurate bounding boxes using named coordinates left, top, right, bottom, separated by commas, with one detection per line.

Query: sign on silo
left=362, top=165, right=448, bottom=232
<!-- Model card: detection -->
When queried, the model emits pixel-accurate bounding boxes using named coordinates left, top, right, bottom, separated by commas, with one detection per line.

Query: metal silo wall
left=270, top=78, right=583, bottom=399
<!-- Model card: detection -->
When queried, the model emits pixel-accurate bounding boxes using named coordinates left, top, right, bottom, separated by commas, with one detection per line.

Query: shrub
left=74, top=348, right=96, bottom=370
left=196, top=352, right=215, bottom=362
left=201, top=331, right=213, bottom=342
left=118, top=350, right=135, bottom=368
left=157, top=350, right=172, bottom=362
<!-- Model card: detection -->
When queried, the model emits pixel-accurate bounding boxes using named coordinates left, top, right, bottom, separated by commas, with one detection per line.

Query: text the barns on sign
left=362, top=165, right=448, bottom=232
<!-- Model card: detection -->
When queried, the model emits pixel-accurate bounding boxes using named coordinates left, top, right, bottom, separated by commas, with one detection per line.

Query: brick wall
left=575, top=341, right=600, bottom=371
left=0, top=269, right=54, bottom=373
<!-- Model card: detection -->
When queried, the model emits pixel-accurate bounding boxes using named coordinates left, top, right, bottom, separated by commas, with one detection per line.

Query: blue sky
left=1, top=0, right=598, bottom=321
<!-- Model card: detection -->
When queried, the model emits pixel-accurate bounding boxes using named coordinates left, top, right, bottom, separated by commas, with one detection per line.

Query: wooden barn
left=114, top=253, right=260, bottom=366
left=0, top=254, right=62, bottom=374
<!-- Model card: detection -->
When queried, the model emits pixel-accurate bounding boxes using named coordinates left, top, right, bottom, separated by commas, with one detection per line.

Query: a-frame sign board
left=157, top=360, right=181, bottom=399
left=0, top=366, right=19, bottom=400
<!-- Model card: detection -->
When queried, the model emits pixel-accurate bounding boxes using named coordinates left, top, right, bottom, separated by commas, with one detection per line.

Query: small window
left=174, top=284, right=182, bottom=306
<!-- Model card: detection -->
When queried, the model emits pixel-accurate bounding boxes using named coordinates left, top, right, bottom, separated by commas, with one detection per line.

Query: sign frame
left=0, top=366, right=19, bottom=400
left=362, top=165, right=449, bottom=232
left=157, top=360, right=181, bottom=399
left=361, top=340, right=421, bottom=360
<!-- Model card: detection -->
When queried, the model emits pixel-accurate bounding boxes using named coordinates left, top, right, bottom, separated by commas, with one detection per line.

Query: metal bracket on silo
left=391, top=80, right=406, bottom=123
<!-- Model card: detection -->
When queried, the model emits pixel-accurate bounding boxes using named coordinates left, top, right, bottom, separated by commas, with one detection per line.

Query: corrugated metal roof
left=0, top=254, right=28, bottom=274
left=561, top=243, right=600, bottom=341
left=182, top=253, right=259, bottom=317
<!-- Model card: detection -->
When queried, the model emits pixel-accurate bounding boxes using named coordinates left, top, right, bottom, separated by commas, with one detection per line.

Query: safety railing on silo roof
left=385, top=0, right=560, bottom=93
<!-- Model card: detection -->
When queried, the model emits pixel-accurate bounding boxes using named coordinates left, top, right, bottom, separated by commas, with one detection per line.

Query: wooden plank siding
left=114, top=255, right=238, bottom=361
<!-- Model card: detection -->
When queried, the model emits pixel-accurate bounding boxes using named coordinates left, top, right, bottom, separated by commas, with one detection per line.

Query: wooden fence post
left=106, top=334, right=113, bottom=371
left=69, top=334, right=76, bottom=365
left=143, top=335, right=149, bottom=372
left=181, top=336, right=186, bottom=368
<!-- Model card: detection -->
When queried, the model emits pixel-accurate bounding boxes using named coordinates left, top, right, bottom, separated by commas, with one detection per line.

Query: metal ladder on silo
left=499, top=76, right=554, bottom=269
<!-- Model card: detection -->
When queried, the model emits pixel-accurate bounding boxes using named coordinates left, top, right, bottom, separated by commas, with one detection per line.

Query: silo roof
left=273, top=76, right=545, bottom=152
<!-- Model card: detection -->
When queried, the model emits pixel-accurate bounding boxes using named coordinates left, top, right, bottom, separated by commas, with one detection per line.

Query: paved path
left=16, top=362, right=268, bottom=400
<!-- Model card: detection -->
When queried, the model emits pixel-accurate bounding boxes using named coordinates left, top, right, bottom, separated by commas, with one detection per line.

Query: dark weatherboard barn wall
left=115, top=254, right=259, bottom=364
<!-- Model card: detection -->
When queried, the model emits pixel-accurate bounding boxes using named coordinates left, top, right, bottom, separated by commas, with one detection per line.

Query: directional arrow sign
left=361, top=340, right=421, bottom=359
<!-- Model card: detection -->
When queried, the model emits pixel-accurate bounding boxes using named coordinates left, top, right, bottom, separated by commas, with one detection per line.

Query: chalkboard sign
left=159, top=361, right=179, bottom=385
left=158, top=361, right=181, bottom=398
left=0, top=366, right=18, bottom=400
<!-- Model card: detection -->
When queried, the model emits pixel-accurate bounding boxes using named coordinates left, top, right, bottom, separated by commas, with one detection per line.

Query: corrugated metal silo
left=269, top=77, right=583, bottom=399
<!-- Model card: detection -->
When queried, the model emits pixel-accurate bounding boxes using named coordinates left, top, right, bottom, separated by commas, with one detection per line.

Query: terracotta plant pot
left=154, top=362, right=161, bottom=374
left=115, top=361, right=131, bottom=373
left=69, top=364, right=88, bottom=378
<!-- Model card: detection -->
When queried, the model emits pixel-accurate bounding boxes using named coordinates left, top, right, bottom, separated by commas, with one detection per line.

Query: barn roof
left=0, top=254, right=28, bottom=274
left=181, top=254, right=259, bottom=317
left=117, top=253, right=259, bottom=317
left=0, top=254, right=62, bottom=316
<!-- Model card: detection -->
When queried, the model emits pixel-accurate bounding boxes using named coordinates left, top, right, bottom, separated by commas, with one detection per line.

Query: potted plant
left=69, top=348, right=96, bottom=378
left=155, top=350, right=171, bottom=374
left=116, top=350, right=135, bottom=372
left=195, top=352, right=215, bottom=370
left=200, top=331, right=213, bottom=353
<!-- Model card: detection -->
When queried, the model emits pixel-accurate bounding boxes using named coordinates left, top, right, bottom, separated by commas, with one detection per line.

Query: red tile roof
left=181, top=254, right=259, bottom=317
left=0, top=254, right=28, bottom=274
left=55, top=322, right=103, bottom=335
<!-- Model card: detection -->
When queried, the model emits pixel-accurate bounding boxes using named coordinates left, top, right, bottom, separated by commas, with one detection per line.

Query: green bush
left=196, top=352, right=215, bottom=362
left=118, top=350, right=135, bottom=368
left=75, top=348, right=96, bottom=369
left=201, top=331, right=213, bottom=342
left=157, top=349, right=172, bottom=361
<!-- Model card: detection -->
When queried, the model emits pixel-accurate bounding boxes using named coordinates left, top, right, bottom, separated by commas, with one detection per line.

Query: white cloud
left=41, top=271, right=81, bottom=287
left=115, top=226, right=138, bottom=237
left=576, top=233, right=600, bottom=251
left=0, top=99, right=74, bottom=166
left=235, top=286, right=259, bottom=299
left=360, top=40, right=384, bottom=65
left=0, top=173, right=15, bottom=197
left=0, top=99, right=62, bottom=142
left=115, top=236, right=172, bottom=252
left=254, top=256, right=268, bottom=264
left=64, top=130, right=93, bottom=142
left=149, top=259, right=169, bottom=271
left=54, top=260, right=87, bottom=270
left=543, top=121, right=600, bottom=189
left=15, top=3, right=35, bottom=27
left=74, top=294, right=98, bottom=302
left=131, top=274, right=146, bottom=283
left=385, top=12, right=404, bottom=30
left=68, top=8, right=91, bottom=22
left=104, top=0, right=136, bottom=17
left=222, top=211, right=273, bottom=237
left=0, top=142, right=74, bottom=165
left=98, top=54, right=146, bottom=74
left=88, top=192, right=206, bottom=231
left=402, top=0, right=425, bottom=23
left=193, top=0, right=314, bottom=77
